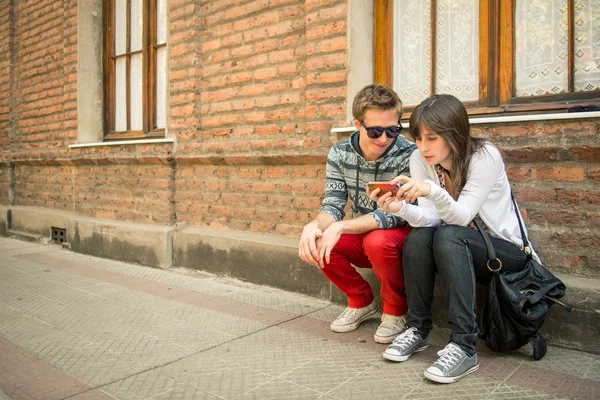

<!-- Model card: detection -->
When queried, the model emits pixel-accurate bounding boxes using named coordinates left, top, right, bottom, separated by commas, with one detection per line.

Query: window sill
left=68, top=138, right=175, bottom=148
left=330, top=111, right=600, bottom=133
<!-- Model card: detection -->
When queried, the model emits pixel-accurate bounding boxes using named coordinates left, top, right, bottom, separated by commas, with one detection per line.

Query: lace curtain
left=393, top=0, right=599, bottom=104
left=393, top=0, right=479, bottom=106
left=515, top=0, right=600, bottom=96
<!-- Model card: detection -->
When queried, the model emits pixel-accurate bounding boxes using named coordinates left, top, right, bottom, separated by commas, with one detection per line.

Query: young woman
left=368, top=94, right=539, bottom=384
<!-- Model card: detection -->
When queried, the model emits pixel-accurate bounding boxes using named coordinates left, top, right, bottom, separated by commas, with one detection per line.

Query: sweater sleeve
left=393, top=150, right=442, bottom=227
left=426, top=144, right=504, bottom=226
left=319, top=146, right=348, bottom=221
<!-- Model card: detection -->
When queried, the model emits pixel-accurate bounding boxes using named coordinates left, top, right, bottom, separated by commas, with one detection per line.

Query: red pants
left=321, top=226, right=411, bottom=316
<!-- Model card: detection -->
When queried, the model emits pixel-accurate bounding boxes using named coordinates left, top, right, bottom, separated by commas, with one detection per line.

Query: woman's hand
left=391, top=175, right=431, bottom=204
left=367, top=186, right=403, bottom=214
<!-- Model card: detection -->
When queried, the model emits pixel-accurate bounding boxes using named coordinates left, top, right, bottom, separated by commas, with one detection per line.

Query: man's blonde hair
left=352, top=84, right=403, bottom=122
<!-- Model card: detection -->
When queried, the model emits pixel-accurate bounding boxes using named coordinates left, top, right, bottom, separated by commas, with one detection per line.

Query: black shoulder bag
left=474, top=193, right=572, bottom=360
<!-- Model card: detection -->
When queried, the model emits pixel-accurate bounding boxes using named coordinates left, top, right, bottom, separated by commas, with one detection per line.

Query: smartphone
left=367, top=181, right=400, bottom=197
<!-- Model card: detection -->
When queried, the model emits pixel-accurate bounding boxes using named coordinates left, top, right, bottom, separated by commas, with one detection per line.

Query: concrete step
left=6, top=228, right=50, bottom=244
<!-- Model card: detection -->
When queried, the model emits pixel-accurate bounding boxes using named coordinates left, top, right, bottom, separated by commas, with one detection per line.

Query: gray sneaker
left=382, top=327, right=429, bottom=362
left=424, top=342, right=479, bottom=384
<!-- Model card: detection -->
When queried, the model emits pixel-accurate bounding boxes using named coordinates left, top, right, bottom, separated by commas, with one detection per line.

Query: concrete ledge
left=172, top=227, right=331, bottom=300
left=9, top=206, right=72, bottom=237
left=6, top=229, right=47, bottom=244
left=0, top=206, right=8, bottom=236
left=544, top=273, right=600, bottom=353
left=69, top=217, right=174, bottom=268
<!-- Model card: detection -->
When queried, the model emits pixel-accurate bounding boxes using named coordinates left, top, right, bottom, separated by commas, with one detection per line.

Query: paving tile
left=279, top=359, right=358, bottom=393
left=100, top=370, right=179, bottom=400
left=506, top=364, right=600, bottom=399
left=584, top=359, right=600, bottom=381
left=67, top=390, right=121, bottom=400
left=212, top=325, right=316, bottom=353
left=185, top=312, right=267, bottom=338
left=238, top=379, right=322, bottom=400
left=143, top=326, right=237, bottom=353
left=210, top=344, right=314, bottom=376
left=148, top=384, right=225, bottom=400
left=0, top=390, right=13, bottom=400
left=487, top=382, right=567, bottom=399
left=364, top=359, right=431, bottom=385
left=0, top=337, right=111, bottom=400
left=187, top=365, right=276, bottom=400
left=324, top=371, right=419, bottom=400
left=404, top=377, right=500, bottom=399
left=216, top=285, right=327, bottom=316
left=157, top=354, right=232, bottom=383
left=523, top=346, right=600, bottom=378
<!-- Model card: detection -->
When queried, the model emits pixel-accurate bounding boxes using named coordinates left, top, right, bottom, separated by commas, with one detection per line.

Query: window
left=104, top=0, right=167, bottom=139
left=375, top=0, right=600, bottom=116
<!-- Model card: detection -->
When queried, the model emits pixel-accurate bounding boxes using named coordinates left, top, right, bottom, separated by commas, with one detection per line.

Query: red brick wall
left=2, top=0, right=78, bottom=210
left=175, top=161, right=326, bottom=235
left=11, top=0, right=78, bottom=158
left=13, top=164, right=73, bottom=211
left=171, top=0, right=348, bottom=235
left=74, top=163, right=173, bottom=224
left=2, top=0, right=599, bottom=278
left=171, top=0, right=347, bottom=154
left=0, top=2, right=12, bottom=205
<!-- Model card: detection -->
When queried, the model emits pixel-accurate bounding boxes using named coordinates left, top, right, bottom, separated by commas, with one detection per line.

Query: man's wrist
left=332, top=221, right=345, bottom=234
left=304, top=219, right=319, bottom=231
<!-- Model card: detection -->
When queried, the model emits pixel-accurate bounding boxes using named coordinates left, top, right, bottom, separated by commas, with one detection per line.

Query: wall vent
left=51, top=227, right=67, bottom=244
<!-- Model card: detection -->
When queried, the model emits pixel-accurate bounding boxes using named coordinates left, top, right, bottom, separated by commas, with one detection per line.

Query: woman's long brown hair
left=408, top=94, right=486, bottom=197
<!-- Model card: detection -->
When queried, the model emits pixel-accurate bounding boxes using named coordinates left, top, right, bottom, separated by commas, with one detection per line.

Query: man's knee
left=363, top=229, right=401, bottom=255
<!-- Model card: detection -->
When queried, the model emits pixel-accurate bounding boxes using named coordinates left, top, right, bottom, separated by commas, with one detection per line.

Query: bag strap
left=511, top=192, right=533, bottom=256
left=473, top=217, right=502, bottom=271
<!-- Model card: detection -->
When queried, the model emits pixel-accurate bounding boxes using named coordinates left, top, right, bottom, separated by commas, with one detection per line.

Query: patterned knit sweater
left=320, top=131, right=416, bottom=229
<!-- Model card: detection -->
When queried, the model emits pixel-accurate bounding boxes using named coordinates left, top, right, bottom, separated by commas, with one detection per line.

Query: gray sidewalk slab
left=0, top=236, right=599, bottom=400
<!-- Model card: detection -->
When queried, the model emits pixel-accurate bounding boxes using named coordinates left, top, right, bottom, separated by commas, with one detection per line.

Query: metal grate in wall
left=51, top=227, right=67, bottom=244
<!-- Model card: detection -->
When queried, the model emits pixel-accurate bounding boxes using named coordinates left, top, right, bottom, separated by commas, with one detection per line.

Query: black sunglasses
left=359, top=120, right=403, bottom=139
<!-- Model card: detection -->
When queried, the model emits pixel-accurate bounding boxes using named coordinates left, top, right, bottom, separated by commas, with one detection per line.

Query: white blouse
left=394, top=143, right=539, bottom=261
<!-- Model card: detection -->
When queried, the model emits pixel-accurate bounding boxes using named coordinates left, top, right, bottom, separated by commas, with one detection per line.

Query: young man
left=298, top=84, right=416, bottom=343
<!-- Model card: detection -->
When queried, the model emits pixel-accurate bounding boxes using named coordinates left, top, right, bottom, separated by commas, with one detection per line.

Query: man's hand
left=299, top=222, right=323, bottom=267
left=367, top=186, right=403, bottom=214
left=317, top=222, right=344, bottom=268
left=392, top=175, right=431, bottom=204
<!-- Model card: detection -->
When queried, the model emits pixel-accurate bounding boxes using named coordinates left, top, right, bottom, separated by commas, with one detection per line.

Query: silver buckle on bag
left=524, top=246, right=532, bottom=256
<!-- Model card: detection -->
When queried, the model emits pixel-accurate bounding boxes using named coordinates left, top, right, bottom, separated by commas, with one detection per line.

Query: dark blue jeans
left=403, top=225, right=529, bottom=355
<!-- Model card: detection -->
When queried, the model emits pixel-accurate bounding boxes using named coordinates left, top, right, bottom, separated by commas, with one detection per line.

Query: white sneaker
left=330, top=301, right=378, bottom=333
left=374, top=314, right=407, bottom=344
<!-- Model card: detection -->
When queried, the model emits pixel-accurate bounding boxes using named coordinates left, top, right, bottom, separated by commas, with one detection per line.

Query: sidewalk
left=0, top=236, right=599, bottom=400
